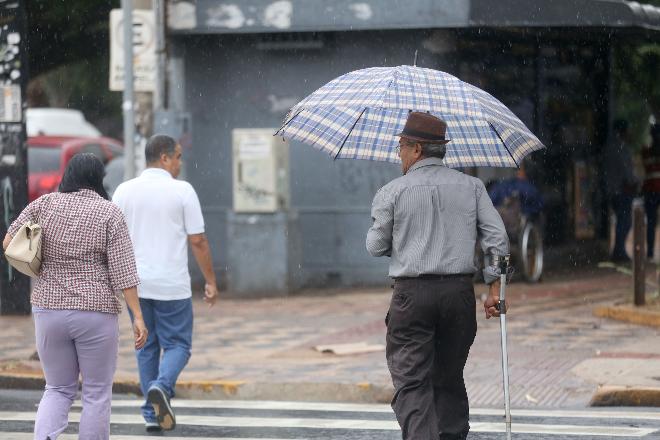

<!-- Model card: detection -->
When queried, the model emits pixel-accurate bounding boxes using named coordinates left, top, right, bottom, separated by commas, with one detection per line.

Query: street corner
left=590, top=385, right=660, bottom=407
left=593, top=303, right=660, bottom=328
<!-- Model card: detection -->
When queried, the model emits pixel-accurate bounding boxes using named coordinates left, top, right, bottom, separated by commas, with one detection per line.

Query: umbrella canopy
left=276, top=65, right=545, bottom=168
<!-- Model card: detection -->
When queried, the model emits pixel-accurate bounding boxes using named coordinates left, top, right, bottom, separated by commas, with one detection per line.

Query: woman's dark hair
left=58, top=153, right=110, bottom=200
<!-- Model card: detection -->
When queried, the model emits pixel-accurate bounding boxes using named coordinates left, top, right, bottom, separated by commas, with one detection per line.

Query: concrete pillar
left=226, top=211, right=301, bottom=296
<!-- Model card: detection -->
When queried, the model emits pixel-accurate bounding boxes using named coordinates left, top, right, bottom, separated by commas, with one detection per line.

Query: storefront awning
left=168, top=0, right=660, bottom=34
left=471, top=0, right=660, bottom=31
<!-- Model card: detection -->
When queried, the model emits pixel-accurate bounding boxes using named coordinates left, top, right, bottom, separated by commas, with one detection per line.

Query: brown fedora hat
left=397, top=112, right=450, bottom=144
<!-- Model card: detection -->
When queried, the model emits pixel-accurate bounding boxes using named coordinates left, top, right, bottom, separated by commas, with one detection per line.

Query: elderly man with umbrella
left=277, top=65, right=544, bottom=440
left=366, top=111, right=508, bottom=439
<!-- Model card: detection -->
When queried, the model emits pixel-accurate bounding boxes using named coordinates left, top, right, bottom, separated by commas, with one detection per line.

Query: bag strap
left=26, top=222, right=36, bottom=251
left=36, top=192, right=55, bottom=226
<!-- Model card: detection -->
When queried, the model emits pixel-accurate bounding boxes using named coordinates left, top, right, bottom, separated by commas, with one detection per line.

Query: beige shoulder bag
left=5, top=221, right=42, bottom=277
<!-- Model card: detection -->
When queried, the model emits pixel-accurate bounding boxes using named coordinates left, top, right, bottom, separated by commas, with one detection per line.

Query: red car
left=28, top=136, right=123, bottom=201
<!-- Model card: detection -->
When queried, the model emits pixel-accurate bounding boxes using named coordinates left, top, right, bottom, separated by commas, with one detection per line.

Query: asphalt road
left=0, top=389, right=658, bottom=439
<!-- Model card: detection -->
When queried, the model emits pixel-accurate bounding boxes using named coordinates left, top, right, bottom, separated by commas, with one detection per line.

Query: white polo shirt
left=112, top=168, right=205, bottom=300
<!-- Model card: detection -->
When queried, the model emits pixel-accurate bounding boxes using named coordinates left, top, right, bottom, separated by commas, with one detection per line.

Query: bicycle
left=481, top=193, right=544, bottom=283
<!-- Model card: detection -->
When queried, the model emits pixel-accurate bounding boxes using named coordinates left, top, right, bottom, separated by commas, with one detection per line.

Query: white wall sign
left=238, top=135, right=271, bottom=159
left=0, top=85, right=21, bottom=123
left=109, top=9, right=156, bottom=92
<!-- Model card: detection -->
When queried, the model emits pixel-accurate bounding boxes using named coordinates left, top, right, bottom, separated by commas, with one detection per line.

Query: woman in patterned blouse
left=3, top=153, right=148, bottom=440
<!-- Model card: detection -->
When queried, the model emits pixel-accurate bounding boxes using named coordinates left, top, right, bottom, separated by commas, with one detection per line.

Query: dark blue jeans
left=610, top=194, right=633, bottom=259
left=130, top=297, right=193, bottom=423
left=645, top=193, right=660, bottom=258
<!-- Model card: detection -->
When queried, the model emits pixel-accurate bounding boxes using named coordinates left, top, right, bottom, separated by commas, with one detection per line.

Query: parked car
left=26, top=108, right=102, bottom=138
left=28, top=136, right=123, bottom=201
left=103, top=154, right=125, bottom=197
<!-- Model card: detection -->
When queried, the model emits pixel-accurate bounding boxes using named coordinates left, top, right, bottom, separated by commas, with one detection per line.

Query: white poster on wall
left=0, top=85, right=21, bottom=123
left=238, top=134, right=271, bottom=159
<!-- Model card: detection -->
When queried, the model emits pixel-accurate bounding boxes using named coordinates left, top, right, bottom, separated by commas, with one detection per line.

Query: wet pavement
left=1, top=268, right=659, bottom=408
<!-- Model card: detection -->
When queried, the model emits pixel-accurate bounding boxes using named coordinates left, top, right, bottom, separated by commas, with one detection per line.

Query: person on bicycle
left=488, top=161, right=544, bottom=221
left=488, top=161, right=544, bottom=282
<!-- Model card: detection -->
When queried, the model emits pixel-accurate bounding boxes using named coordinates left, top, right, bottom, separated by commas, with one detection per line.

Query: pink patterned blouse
left=8, top=190, right=140, bottom=314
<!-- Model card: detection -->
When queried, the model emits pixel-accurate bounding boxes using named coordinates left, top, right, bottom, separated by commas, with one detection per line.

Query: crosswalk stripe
left=77, top=399, right=392, bottom=413
left=74, top=399, right=660, bottom=421
left=0, top=411, right=656, bottom=437
left=0, top=435, right=288, bottom=440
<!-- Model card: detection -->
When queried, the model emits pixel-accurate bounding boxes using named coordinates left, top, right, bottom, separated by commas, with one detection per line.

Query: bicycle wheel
left=520, top=220, right=543, bottom=282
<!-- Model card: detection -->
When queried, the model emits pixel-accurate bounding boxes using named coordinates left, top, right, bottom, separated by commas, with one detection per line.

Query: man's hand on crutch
left=484, top=279, right=504, bottom=319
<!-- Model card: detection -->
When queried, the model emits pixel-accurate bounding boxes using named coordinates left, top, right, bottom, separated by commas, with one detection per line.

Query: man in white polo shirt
left=113, top=134, right=218, bottom=432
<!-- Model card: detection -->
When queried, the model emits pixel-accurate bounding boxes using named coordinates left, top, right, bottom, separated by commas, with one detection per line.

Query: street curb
left=0, top=373, right=44, bottom=392
left=590, top=386, right=660, bottom=407
left=176, top=381, right=394, bottom=403
left=0, top=373, right=394, bottom=403
left=4, top=372, right=659, bottom=407
left=0, top=373, right=141, bottom=395
left=593, top=305, right=660, bottom=328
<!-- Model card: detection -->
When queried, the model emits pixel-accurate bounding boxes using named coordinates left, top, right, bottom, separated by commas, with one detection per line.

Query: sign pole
left=121, top=0, right=136, bottom=180
left=153, top=0, right=167, bottom=110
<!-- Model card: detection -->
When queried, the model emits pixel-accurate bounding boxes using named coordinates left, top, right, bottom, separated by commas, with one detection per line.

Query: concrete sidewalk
left=1, top=268, right=659, bottom=408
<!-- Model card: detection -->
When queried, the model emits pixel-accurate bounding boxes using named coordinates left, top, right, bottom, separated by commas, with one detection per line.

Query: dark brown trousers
left=386, top=276, right=477, bottom=440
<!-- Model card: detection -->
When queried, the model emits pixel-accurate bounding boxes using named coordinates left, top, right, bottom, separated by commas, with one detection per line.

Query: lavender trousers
left=32, top=308, right=119, bottom=440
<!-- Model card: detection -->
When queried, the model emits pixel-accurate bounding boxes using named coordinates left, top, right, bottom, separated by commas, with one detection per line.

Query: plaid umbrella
left=276, top=65, right=544, bottom=168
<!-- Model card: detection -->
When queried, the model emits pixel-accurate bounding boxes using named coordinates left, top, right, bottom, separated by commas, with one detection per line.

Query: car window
left=28, top=147, right=61, bottom=173
left=81, top=143, right=108, bottom=163
left=106, top=143, right=123, bottom=158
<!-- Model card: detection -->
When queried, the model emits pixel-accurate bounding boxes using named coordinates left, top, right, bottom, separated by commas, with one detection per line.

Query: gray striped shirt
left=366, top=157, right=509, bottom=284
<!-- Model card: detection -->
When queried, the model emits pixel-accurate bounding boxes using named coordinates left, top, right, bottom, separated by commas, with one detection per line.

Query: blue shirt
left=489, top=178, right=544, bottom=217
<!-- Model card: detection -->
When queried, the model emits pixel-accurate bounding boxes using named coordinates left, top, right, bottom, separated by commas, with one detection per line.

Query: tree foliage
left=26, top=0, right=118, bottom=78
left=612, top=0, right=660, bottom=145
left=25, top=1, right=121, bottom=136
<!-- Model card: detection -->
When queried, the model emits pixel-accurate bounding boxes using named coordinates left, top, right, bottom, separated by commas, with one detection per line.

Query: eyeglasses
left=396, top=140, right=415, bottom=155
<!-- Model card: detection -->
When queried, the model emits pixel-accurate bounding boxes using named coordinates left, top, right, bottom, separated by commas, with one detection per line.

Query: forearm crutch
left=494, top=254, right=512, bottom=440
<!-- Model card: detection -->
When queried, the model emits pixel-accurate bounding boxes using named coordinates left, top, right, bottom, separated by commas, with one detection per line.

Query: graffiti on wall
left=0, top=1, right=24, bottom=285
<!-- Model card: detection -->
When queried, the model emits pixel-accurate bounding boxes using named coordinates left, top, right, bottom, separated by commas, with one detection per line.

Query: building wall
left=172, top=28, right=612, bottom=291
left=178, top=30, right=447, bottom=289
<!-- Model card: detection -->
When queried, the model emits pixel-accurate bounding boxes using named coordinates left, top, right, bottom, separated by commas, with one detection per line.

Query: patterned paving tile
left=1, top=271, right=658, bottom=408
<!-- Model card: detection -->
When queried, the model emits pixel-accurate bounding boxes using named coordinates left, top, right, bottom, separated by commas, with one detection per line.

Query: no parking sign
left=109, top=9, right=156, bottom=92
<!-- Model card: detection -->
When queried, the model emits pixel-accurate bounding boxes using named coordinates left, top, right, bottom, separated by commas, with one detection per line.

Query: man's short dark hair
left=421, top=142, right=447, bottom=159
left=145, top=134, right=177, bottom=164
